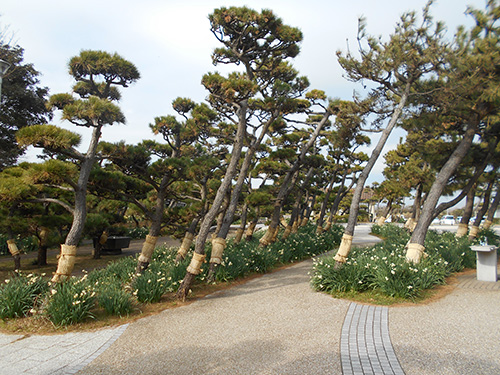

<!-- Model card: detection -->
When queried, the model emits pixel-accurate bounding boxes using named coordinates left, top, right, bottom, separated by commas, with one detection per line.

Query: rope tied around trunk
left=177, top=232, right=195, bottom=259
left=334, top=234, right=353, bottom=263
left=456, top=223, right=469, bottom=238
left=210, top=237, right=226, bottom=264
left=7, top=239, right=20, bottom=256
left=138, top=235, right=158, bottom=263
left=52, top=244, right=77, bottom=281
left=406, top=243, right=425, bottom=263
left=187, top=252, right=206, bottom=275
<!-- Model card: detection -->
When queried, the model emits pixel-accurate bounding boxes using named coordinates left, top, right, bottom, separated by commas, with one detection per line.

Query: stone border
left=61, top=324, right=129, bottom=375
left=457, top=273, right=500, bottom=290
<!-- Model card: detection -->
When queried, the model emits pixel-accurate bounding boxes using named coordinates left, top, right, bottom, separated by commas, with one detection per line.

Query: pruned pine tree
left=16, top=50, right=139, bottom=281
left=468, top=177, right=495, bottom=240
left=206, top=66, right=310, bottom=279
left=316, top=100, right=370, bottom=233
left=259, top=91, right=334, bottom=246
left=406, top=1, right=500, bottom=262
left=484, top=182, right=500, bottom=229
left=134, top=99, right=217, bottom=272
left=97, top=99, right=218, bottom=272
left=333, top=2, right=448, bottom=266
left=176, top=6, right=304, bottom=300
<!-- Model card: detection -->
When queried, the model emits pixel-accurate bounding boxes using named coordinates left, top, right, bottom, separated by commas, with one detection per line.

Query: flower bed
left=0, top=224, right=343, bottom=327
left=311, top=224, right=497, bottom=301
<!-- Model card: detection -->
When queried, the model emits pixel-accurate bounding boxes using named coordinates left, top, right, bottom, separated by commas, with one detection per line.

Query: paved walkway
left=0, top=224, right=499, bottom=374
left=341, top=304, right=404, bottom=375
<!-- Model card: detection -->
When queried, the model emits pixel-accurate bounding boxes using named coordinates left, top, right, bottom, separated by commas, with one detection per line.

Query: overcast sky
left=1, top=0, right=487, bottom=184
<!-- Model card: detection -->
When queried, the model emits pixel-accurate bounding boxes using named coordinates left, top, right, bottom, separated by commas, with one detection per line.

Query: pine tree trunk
left=469, top=181, right=493, bottom=240
left=208, top=120, right=271, bottom=278
left=457, top=188, right=476, bottom=237
left=484, top=184, right=500, bottom=229
left=52, top=126, right=102, bottom=282
left=261, top=170, right=299, bottom=246
left=37, top=227, right=49, bottom=266
left=176, top=217, right=200, bottom=262
left=212, top=193, right=231, bottom=239
left=407, top=122, right=477, bottom=263
left=334, top=83, right=410, bottom=265
left=234, top=202, right=248, bottom=244
left=261, top=112, right=331, bottom=245
left=245, top=218, right=258, bottom=241
left=135, top=175, right=169, bottom=273
left=177, top=101, right=248, bottom=301
left=316, top=175, right=337, bottom=233
left=6, top=239, right=21, bottom=271
left=302, top=193, right=316, bottom=226
left=92, top=231, right=104, bottom=260
left=327, top=171, right=354, bottom=225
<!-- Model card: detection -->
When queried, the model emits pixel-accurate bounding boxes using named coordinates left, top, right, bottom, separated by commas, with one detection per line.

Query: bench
left=470, top=245, right=498, bottom=282
left=92, top=236, right=131, bottom=255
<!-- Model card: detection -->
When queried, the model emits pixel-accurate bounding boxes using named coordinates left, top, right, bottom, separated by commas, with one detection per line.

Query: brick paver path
left=341, top=303, right=405, bottom=375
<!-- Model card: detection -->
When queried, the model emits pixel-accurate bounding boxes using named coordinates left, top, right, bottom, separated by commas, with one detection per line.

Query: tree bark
left=283, top=168, right=315, bottom=240
left=334, top=82, right=410, bottom=265
left=176, top=179, right=210, bottom=262
left=92, top=230, right=107, bottom=260
left=261, top=112, right=331, bottom=244
left=234, top=202, right=248, bottom=244
left=469, top=180, right=493, bottom=240
left=52, top=126, right=102, bottom=282
left=135, top=174, right=170, bottom=273
left=36, top=227, right=49, bottom=266
left=302, top=193, right=316, bottom=226
left=433, top=152, right=492, bottom=218
left=177, top=101, right=248, bottom=300
left=484, top=183, right=500, bottom=229
left=456, top=187, right=476, bottom=237
left=407, top=122, right=477, bottom=263
left=327, top=173, right=352, bottom=225
left=176, top=217, right=200, bottom=262
left=6, top=239, right=21, bottom=271
left=316, top=174, right=337, bottom=233
left=245, top=217, right=258, bottom=241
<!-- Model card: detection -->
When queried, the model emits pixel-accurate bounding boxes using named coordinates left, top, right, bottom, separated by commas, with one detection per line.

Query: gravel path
left=2, top=225, right=499, bottom=374
left=78, top=259, right=351, bottom=375
left=389, top=288, right=500, bottom=375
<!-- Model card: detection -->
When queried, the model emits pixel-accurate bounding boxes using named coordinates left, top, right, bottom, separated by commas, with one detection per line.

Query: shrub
left=0, top=273, right=49, bottom=319
left=424, top=230, right=475, bottom=272
left=45, top=277, right=96, bottom=326
left=215, top=224, right=344, bottom=282
left=132, top=268, right=169, bottom=303
left=130, top=248, right=186, bottom=303
left=312, top=224, right=478, bottom=301
left=96, top=281, right=133, bottom=316
left=311, top=255, right=372, bottom=293
left=127, top=227, right=149, bottom=240
left=0, top=235, right=39, bottom=255
left=476, top=228, right=500, bottom=247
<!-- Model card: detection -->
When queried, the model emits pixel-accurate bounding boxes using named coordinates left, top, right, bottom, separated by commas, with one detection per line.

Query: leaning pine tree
left=16, top=50, right=139, bottom=281
left=406, top=1, right=500, bottom=263
left=176, top=6, right=304, bottom=299
left=333, top=2, right=448, bottom=266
